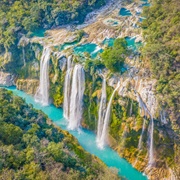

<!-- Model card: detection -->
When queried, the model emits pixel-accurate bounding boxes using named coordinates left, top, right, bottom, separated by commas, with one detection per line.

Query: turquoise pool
left=73, top=43, right=103, bottom=58
left=119, top=8, right=132, bottom=16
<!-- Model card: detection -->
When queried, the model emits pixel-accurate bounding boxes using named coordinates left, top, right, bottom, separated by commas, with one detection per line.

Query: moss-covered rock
left=16, top=79, right=39, bottom=95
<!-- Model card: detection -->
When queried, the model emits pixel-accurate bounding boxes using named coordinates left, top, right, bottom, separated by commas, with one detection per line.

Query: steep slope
left=0, top=0, right=179, bottom=179
left=0, top=0, right=105, bottom=72
left=0, top=88, right=119, bottom=180
left=141, top=0, right=180, bottom=127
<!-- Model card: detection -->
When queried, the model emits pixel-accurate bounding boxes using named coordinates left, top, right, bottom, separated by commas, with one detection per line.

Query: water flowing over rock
left=18, top=36, right=30, bottom=67
left=59, top=56, right=67, bottom=71
left=97, top=82, right=121, bottom=149
left=97, top=78, right=107, bottom=144
left=107, top=75, right=157, bottom=169
left=138, top=117, right=146, bottom=150
left=35, top=47, right=51, bottom=106
left=146, top=92, right=156, bottom=167
left=63, top=56, right=73, bottom=119
left=160, top=110, right=168, bottom=125
left=68, top=64, right=85, bottom=130
left=136, top=92, right=155, bottom=167
left=148, top=116, right=154, bottom=166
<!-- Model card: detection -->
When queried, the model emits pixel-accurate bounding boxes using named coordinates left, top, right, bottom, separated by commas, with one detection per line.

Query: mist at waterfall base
left=5, top=86, right=147, bottom=180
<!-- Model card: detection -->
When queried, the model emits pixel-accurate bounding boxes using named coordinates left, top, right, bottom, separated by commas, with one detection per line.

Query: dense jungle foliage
left=101, top=38, right=128, bottom=72
left=141, top=0, right=180, bottom=124
left=0, top=0, right=105, bottom=71
left=0, top=88, right=119, bottom=180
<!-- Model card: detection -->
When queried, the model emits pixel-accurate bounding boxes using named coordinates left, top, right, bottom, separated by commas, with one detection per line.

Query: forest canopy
left=0, top=0, right=105, bottom=49
left=141, top=0, right=180, bottom=122
left=0, top=88, right=119, bottom=179
left=101, top=38, right=128, bottom=72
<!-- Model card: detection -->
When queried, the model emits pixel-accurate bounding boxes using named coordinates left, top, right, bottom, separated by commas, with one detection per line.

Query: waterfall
left=97, top=82, right=120, bottom=149
left=138, top=117, right=146, bottom=149
left=35, top=47, right=51, bottom=106
left=136, top=93, right=148, bottom=115
left=136, top=94, right=147, bottom=150
left=63, top=56, right=73, bottom=119
left=136, top=93, right=155, bottom=166
left=96, top=78, right=107, bottom=143
left=149, top=116, right=154, bottom=166
left=147, top=91, right=155, bottom=166
left=68, top=64, right=85, bottom=130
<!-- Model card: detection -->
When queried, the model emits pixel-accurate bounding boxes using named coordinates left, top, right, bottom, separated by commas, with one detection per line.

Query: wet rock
left=64, top=34, right=78, bottom=43
left=16, top=79, right=39, bottom=95
left=18, top=36, right=30, bottom=47
left=59, top=56, right=67, bottom=71
left=0, top=71, right=15, bottom=87
left=135, top=35, right=143, bottom=43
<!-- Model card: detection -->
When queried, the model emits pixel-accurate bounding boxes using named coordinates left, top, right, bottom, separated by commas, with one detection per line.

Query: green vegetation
left=141, top=0, right=180, bottom=122
left=83, top=59, right=104, bottom=129
left=101, top=38, right=128, bottom=72
left=0, top=0, right=105, bottom=72
left=0, top=88, right=119, bottom=179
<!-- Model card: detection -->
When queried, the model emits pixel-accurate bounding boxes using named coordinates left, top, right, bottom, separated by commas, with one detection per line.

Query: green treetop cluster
left=101, top=38, right=128, bottom=72
left=0, top=88, right=120, bottom=180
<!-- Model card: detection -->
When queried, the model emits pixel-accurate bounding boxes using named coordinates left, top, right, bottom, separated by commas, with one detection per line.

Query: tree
left=101, top=38, right=128, bottom=72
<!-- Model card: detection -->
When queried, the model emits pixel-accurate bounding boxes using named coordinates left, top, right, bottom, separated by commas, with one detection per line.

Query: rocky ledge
left=16, top=79, right=39, bottom=95
left=0, top=71, right=15, bottom=87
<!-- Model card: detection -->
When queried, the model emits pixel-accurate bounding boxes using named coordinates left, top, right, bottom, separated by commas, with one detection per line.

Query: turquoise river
left=3, top=86, right=148, bottom=180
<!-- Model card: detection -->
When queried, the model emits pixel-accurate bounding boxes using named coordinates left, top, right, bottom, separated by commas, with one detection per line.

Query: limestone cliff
left=0, top=0, right=179, bottom=179
left=0, top=72, right=15, bottom=87
left=16, top=79, right=39, bottom=95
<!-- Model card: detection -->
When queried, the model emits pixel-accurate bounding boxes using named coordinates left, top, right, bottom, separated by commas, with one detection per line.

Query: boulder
left=0, top=71, right=15, bottom=87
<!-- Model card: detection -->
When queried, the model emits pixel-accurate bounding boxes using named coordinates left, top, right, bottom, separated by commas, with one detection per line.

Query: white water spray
left=147, top=91, right=155, bottom=166
left=149, top=115, right=154, bottom=165
left=68, top=64, right=85, bottom=130
left=97, top=78, right=107, bottom=143
left=98, top=82, right=120, bottom=149
left=138, top=117, right=146, bottom=150
left=35, top=47, right=51, bottom=106
left=136, top=92, right=155, bottom=166
left=63, top=56, right=73, bottom=119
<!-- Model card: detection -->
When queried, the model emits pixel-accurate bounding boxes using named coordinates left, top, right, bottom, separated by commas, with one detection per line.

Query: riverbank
left=2, top=86, right=147, bottom=180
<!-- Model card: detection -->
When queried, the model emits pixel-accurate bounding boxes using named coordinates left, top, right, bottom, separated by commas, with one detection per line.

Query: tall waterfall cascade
left=97, top=78, right=107, bottom=143
left=67, top=64, right=85, bottom=130
left=146, top=91, right=156, bottom=166
left=63, top=56, right=73, bottom=119
left=97, top=81, right=120, bottom=149
left=35, top=47, right=51, bottom=106
left=149, top=115, right=154, bottom=166
left=136, top=92, right=155, bottom=166
left=138, top=117, right=146, bottom=150
left=18, top=36, right=30, bottom=67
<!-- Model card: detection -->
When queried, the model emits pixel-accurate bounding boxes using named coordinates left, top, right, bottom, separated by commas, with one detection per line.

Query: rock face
left=59, top=56, right=67, bottom=72
left=0, top=71, right=15, bottom=87
left=16, top=79, right=39, bottom=95
left=8, top=46, right=179, bottom=180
